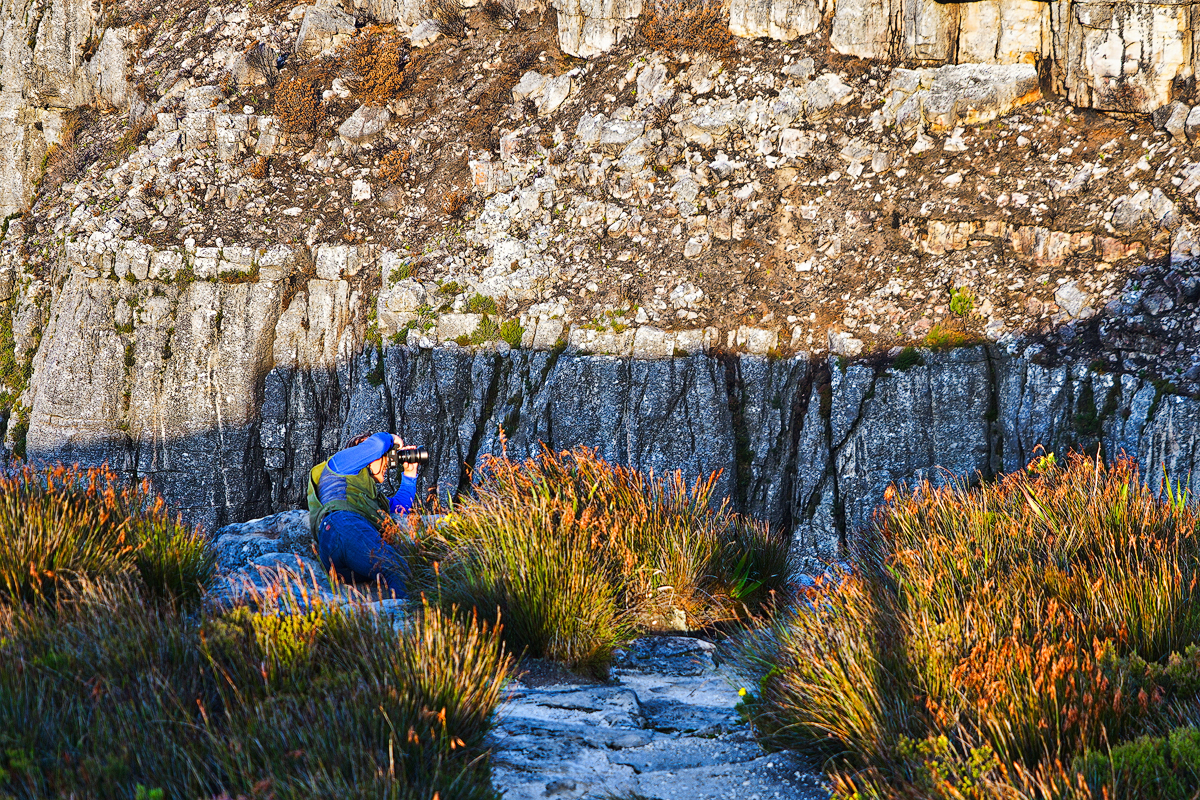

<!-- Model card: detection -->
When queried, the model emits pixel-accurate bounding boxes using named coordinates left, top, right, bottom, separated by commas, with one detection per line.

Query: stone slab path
left=491, top=637, right=828, bottom=800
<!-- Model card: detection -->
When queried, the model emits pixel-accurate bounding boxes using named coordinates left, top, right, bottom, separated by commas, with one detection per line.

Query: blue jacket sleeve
left=389, top=474, right=417, bottom=514
left=327, top=433, right=393, bottom=475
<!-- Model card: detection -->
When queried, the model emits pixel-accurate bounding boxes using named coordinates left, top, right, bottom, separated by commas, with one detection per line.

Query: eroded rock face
left=551, top=0, right=1194, bottom=115
left=23, top=264, right=1200, bottom=575
left=1056, top=0, right=1195, bottom=113
left=0, top=0, right=118, bottom=216
left=729, top=0, right=824, bottom=41
left=553, top=0, right=643, bottom=57
left=7, top=0, right=1200, bottom=582
left=882, top=63, right=1042, bottom=134
left=493, top=637, right=826, bottom=799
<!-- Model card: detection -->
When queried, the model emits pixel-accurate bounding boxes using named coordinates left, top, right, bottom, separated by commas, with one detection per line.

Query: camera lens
left=397, top=446, right=429, bottom=465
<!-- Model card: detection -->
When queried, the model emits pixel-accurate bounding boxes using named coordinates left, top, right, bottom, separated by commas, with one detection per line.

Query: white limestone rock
left=296, top=5, right=357, bottom=57
left=338, top=104, right=391, bottom=144
left=732, top=326, right=779, bottom=355
left=729, top=0, right=823, bottom=41
left=1055, top=0, right=1195, bottom=114
left=513, top=70, right=551, bottom=102
left=881, top=63, right=1041, bottom=135
left=409, top=18, right=442, bottom=47
left=537, top=74, right=574, bottom=115
left=828, top=330, right=865, bottom=357
left=632, top=326, right=675, bottom=358
left=553, top=0, right=643, bottom=57
left=1054, top=281, right=1091, bottom=318
left=437, top=313, right=482, bottom=343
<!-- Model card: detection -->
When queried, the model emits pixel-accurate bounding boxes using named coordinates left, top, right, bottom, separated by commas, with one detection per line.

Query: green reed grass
left=732, top=453, right=1200, bottom=799
left=408, top=446, right=790, bottom=674
left=0, top=463, right=214, bottom=606
left=0, top=577, right=512, bottom=800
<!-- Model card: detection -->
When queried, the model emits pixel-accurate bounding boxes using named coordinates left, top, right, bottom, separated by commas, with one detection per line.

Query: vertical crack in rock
left=828, top=364, right=879, bottom=547
left=983, top=346, right=1002, bottom=478
left=721, top=354, right=751, bottom=512
left=782, top=360, right=817, bottom=536
left=460, top=352, right=506, bottom=497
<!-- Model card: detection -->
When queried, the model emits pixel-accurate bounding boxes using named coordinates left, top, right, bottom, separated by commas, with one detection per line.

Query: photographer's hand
left=393, top=434, right=419, bottom=479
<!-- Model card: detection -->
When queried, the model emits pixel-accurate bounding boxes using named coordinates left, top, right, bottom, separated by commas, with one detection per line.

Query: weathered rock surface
left=493, top=637, right=826, bottom=799
left=553, top=0, right=643, bottom=57
left=22, top=275, right=1200, bottom=575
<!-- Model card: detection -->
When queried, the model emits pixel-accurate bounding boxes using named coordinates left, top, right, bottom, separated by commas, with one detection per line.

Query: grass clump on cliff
left=0, top=466, right=513, bottom=800
left=731, top=452, right=1200, bottom=799
left=407, top=446, right=790, bottom=676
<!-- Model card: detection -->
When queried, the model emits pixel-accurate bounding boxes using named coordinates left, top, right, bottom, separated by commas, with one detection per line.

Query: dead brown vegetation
left=342, top=29, right=410, bottom=105
left=482, top=0, right=521, bottom=29
left=380, top=148, right=411, bottom=183
left=245, top=42, right=281, bottom=88
left=38, top=109, right=85, bottom=196
left=640, top=0, right=734, bottom=55
left=248, top=155, right=269, bottom=180
left=426, top=0, right=467, bottom=38
left=275, top=72, right=326, bottom=134
left=102, top=112, right=155, bottom=170
left=441, top=190, right=468, bottom=217
left=281, top=246, right=317, bottom=312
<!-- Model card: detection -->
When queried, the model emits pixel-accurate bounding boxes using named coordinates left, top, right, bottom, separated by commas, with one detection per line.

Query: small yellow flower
left=738, top=687, right=747, bottom=697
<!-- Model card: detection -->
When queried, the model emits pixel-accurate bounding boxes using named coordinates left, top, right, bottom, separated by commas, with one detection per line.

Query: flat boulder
left=881, top=63, right=1041, bottom=135
left=338, top=104, right=391, bottom=143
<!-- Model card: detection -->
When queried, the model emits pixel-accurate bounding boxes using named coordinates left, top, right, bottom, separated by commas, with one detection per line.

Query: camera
left=388, top=446, right=429, bottom=477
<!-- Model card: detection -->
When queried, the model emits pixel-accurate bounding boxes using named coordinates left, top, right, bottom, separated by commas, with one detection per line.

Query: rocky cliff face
left=4, top=0, right=1200, bottom=569
left=573, top=0, right=1200, bottom=117
left=22, top=263, right=1200, bottom=569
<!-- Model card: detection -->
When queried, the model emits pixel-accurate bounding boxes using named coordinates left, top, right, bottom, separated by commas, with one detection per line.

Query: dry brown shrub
left=380, top=148, right=411, bottom=183
left=245, top=42, right=281, bottom=87
left=39, top=109, right=85, bottom=194
left=441, top=191, right=468, bottom=217
left=275, top=73, right=325, bottom=134
left=282, top=246, right=316, bottom=311
left=482, top=0, right=521, bottom=29
left=80, top=32, right=99, bottom=60
left=426, top=0, right=467, bottom=38
left=342, top=30, right=410, bottom=104
left=110, top=113, right=155, bottom=163
left=248, top=155, right=269, bottom=179
left=640, top=0, right=734, bottom=55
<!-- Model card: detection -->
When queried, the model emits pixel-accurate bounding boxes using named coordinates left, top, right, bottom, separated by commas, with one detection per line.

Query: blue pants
left=318, top=511, right=408, bottom=599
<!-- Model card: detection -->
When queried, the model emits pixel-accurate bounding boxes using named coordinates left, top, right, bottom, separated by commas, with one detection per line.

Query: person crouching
left=307, top=432, right=418, bottom=599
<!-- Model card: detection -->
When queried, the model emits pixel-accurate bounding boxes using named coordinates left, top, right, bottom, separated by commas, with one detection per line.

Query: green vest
left=307, top=460, right=390, bottom=540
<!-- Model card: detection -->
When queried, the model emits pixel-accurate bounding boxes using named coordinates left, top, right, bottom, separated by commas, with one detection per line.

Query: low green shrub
left=0, top=580, right=511, bottom=799
left=732, top=453, right=1200, bottom=798
left=415, top=446, right=790, bottom=675
left=923, top=323, right=976, bottom=350
left=1075, top=728, right=1200, bottom=800
left=892, top=346, right=924, bottom=371
left=949, top=288, right=976, bottom=317
left=499, top=319, right=524, bottom=349
left=0, top=464, right=214, bottom=606
left=466, top=293, right=498, bottom=314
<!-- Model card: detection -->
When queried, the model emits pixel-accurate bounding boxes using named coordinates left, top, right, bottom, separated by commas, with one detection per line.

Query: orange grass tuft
left=733, top=453, right=1200, bottom=799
